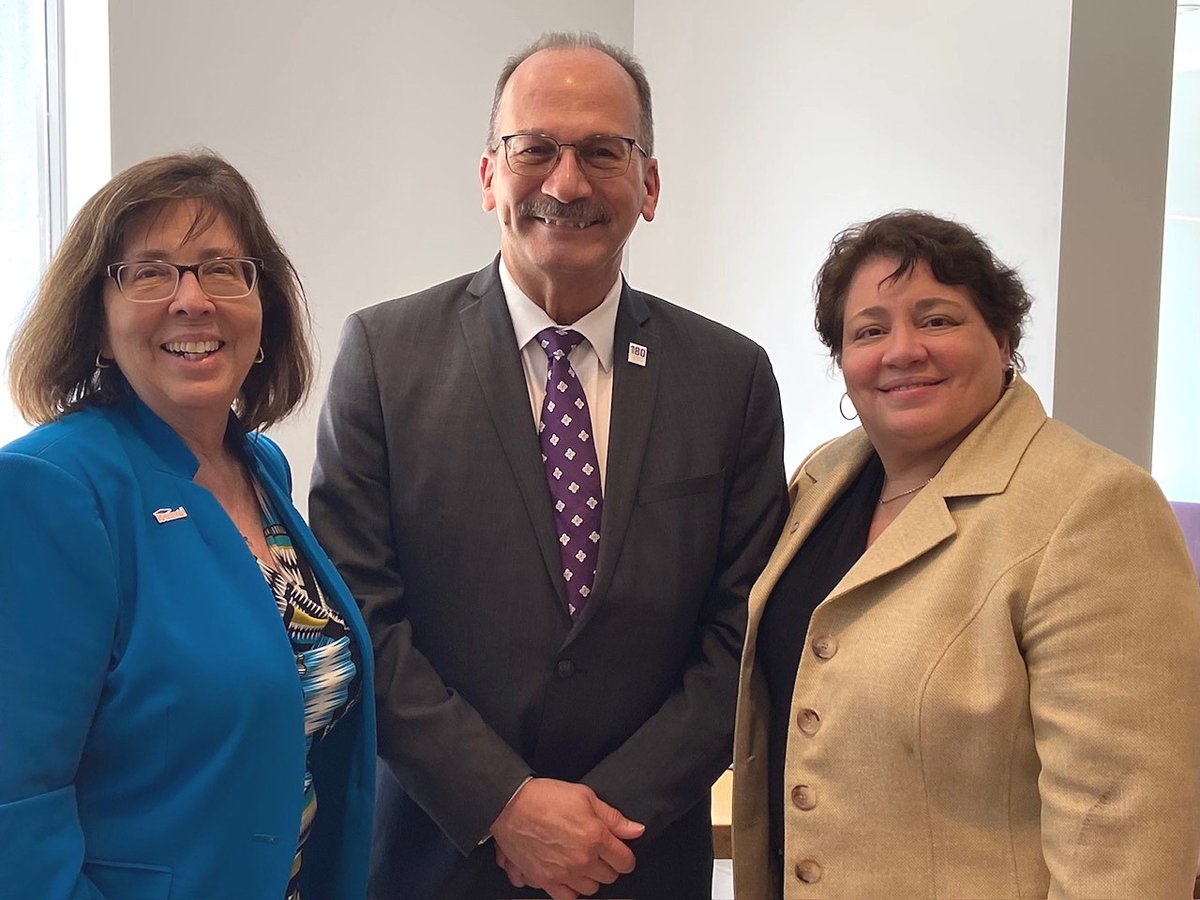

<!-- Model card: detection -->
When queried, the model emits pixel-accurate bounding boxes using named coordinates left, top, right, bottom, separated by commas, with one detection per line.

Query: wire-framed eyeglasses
left=105, top=257, right=263, bottom=303
left=495, top=133, right=649, bottom=178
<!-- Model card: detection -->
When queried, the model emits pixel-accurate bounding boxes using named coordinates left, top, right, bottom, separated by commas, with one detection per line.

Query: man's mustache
left=519, top=198, right=611, bottom=224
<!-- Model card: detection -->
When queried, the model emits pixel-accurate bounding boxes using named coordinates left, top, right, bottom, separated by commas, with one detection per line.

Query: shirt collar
left=499, top=257, right=620, bottom=373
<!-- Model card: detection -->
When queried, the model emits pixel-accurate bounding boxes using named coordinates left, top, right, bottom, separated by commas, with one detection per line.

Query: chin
left=160, top=388, right=239, bottom=416
left=870, top=407, right=939, bottom=432
left=865, top=414, right=946, bottom=449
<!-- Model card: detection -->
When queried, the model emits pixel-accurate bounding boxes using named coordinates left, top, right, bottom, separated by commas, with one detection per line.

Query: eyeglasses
left=495, top=133, right=649, bottom=178
left=105, top=257, right=263, bottom=303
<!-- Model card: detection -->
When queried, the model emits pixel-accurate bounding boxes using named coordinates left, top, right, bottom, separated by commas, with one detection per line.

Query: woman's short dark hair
left=813, top=210, right=1031, bottom=367
left=8, top=149, right=311, bottom=431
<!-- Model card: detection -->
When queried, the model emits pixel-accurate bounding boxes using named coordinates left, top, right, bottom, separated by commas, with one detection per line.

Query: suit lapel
left=458, top=264, right=566, bottom=604
left=828, top=380, right=1047, bottom=600
left=824, top=488, right=956, bottom=602
left=745, top=429, right=957, bottom=648
left=748, top=380, right=1049, bottom=657
left=570, top=287, right=658, bottom=634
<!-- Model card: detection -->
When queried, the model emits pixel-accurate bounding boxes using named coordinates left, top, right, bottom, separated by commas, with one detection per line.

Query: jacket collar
left=770, top=378, right=1048, bottom=607
left=111, top=393, right=256, bottom=480
left=932, top=376, right=1047, bottom=499
left=804, top=377, right=1046, bottom=495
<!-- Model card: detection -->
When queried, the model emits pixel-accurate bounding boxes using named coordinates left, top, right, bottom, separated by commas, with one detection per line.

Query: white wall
left=106, top=1, right=1177, bottom=495
left=108, top=2, right=635, bottom=507
left=629, top=0, right=1070, bottom=469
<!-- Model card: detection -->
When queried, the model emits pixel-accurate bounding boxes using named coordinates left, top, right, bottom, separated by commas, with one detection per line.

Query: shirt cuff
left=478, top=775, right=535, bottom=845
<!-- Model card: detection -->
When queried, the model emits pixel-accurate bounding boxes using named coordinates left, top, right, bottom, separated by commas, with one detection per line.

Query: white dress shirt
left=499, top=258, right=618, bottom=492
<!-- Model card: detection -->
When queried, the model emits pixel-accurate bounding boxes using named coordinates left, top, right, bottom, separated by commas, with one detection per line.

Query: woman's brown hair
left=8, top=150, right=311, bottom=431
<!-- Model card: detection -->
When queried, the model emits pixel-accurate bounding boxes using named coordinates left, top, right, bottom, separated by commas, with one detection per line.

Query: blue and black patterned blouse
left=254, top=482, right=360, bottom=900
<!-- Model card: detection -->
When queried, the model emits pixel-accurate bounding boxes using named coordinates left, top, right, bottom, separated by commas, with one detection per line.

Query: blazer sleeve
left=0, top=451, right=114, bottom=899
left=1024, top=464, right=1200, bottom=899
left=581, top=345, right=787, bottom=837
left=310, top=313, right=533, bottom=853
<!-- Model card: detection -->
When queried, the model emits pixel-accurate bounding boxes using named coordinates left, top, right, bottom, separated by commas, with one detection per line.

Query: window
left=0, top=0, right=109, bottom=445
left=1153, top=4, right=1200, bottom=570
left=0, top=0, right=52, bottom=444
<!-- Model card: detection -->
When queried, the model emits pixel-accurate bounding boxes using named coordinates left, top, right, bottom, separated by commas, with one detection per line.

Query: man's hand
left=489, top=778, right=644, bottom=898
left=495, top=844, right=579, bottom=900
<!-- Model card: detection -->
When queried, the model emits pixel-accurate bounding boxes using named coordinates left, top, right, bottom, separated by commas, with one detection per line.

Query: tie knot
left=536, top=327, right=586, bottom=361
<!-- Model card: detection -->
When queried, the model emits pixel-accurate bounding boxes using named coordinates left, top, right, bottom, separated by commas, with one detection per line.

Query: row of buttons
left=791, top=632, right=838, bottom=885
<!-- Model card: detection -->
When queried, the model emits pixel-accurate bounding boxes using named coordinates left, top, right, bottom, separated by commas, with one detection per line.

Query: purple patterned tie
left=536, top=327, right=603, bottom=618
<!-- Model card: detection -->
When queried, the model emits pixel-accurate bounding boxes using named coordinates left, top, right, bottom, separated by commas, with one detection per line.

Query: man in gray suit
left=311, top=32, right=785, bottom=900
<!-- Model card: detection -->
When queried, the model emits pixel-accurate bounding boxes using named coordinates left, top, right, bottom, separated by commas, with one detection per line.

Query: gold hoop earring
left=95, top=352, right=112, bottom=370
left=839, top=392, right=858, bottom=421
left=254, top=347, right=265, bottom=364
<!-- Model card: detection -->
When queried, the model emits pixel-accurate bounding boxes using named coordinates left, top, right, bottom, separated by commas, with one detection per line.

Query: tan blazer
left=732, top=380, right=1200, bottom=899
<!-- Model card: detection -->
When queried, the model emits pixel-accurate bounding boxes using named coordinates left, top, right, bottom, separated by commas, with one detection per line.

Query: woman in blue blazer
left=0, top=152, right=375, bottom=899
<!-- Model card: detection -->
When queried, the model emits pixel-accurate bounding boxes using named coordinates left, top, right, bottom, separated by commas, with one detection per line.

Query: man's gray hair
left=486, top=31, right=654, bottom=155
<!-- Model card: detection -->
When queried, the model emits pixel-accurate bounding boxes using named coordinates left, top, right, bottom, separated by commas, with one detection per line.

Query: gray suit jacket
left=311, top=260, right=786, bottom=899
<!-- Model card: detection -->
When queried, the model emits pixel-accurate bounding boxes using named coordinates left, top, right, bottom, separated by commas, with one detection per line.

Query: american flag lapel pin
left=152, top=506, right=188, bottom=524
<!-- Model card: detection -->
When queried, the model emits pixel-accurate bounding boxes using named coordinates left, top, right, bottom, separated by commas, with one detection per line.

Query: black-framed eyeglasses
left=494, top=133, right=649, bottom=178
left=105, top=257, right=263, bottom=303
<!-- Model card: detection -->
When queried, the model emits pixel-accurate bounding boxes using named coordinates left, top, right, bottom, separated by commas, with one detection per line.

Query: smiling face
left=100, top=200, right=262, bottom=443
left=841, top=256, right=1010, bottom=471
left=480, top=47, right=660, bottom=305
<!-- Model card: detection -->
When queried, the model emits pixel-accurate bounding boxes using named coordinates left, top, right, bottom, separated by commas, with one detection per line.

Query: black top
left=756, top=452, right=883, bottom=864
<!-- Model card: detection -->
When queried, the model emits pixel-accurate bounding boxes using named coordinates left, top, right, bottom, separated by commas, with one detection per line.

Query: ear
left=480, top=151, right=498, bottom=213
left=994, top=331, right=1011, bottom=363
left=639, top=157, right=661, bottom=223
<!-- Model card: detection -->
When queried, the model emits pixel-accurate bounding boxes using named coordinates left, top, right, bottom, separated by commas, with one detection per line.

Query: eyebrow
left=847, top=296, right=965, bottom=320
left=507, top=130, right=631, bottom=140
left=123, top=247, right=242, bottom=260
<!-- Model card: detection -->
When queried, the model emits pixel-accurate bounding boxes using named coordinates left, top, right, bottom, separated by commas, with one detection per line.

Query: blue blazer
left=0, top=397, right=375, bottom=899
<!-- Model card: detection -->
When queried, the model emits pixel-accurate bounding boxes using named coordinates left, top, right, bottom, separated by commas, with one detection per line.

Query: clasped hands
left=490, top=777, right=645, bottom=900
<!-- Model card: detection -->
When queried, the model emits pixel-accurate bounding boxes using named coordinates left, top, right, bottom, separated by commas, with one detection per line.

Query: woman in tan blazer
left=732, top=210, right=1200, bottom=899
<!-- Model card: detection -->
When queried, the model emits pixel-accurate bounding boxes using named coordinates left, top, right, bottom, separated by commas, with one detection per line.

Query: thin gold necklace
left=878, top=477, right=933, bottom=506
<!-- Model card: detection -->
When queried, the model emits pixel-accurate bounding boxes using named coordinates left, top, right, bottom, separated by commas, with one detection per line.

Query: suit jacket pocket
left=83, top=857, right=173, bottom=899
left=637, top=469, right=725, bottom=504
